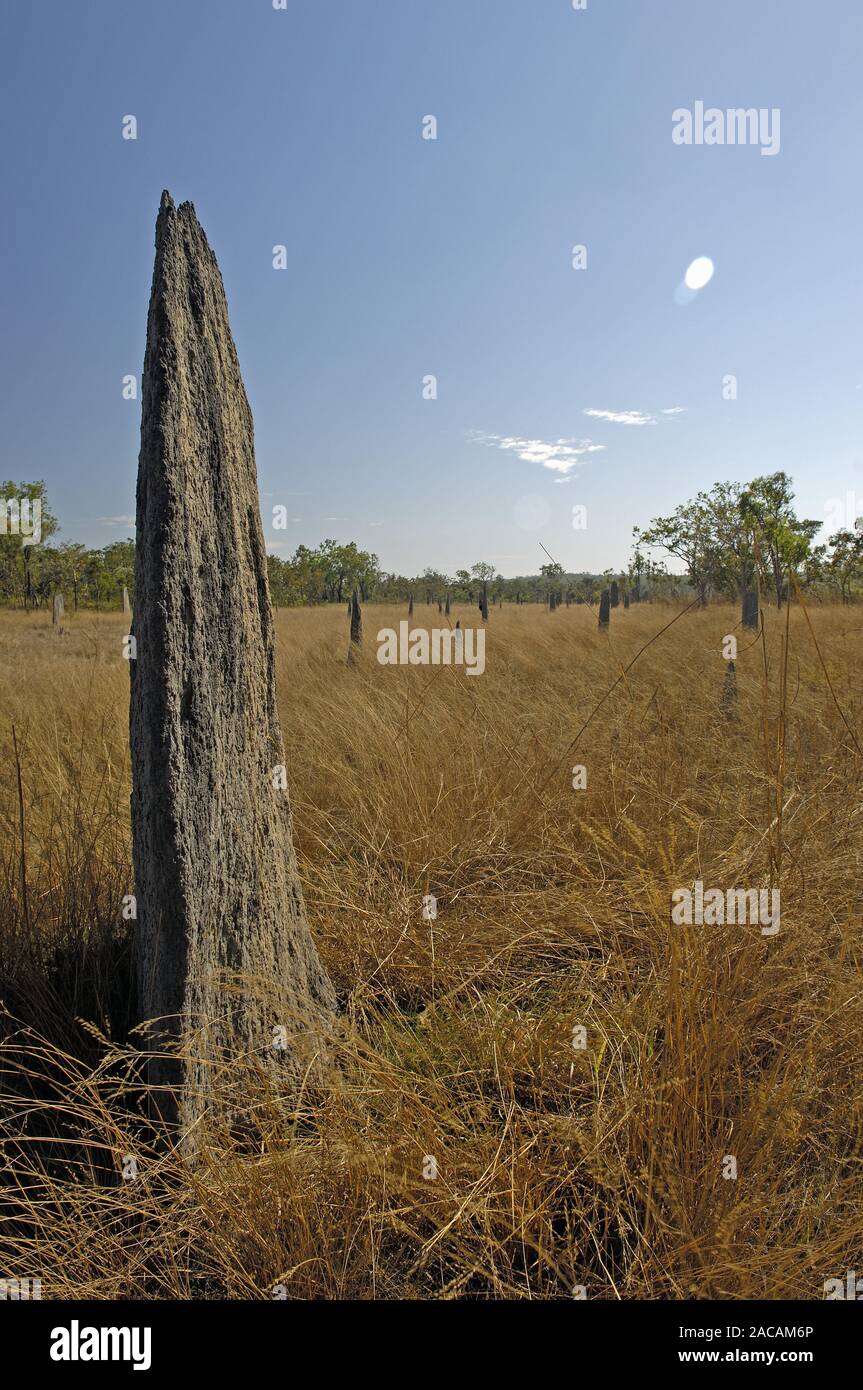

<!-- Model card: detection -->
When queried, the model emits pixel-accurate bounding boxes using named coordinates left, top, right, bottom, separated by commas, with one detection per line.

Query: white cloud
left=583, top=408, right=656, bottom=426
left=96, top=515, right=135, bottom=526
left=470, top=430, right=604, bottom=475
left=583, top=406, right=687, bottom=425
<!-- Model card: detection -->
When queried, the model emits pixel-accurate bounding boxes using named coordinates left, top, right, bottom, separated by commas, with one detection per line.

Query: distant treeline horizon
left=1, top=470, right=861, bottom=610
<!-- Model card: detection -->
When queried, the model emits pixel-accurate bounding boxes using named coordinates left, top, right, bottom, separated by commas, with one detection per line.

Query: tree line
left=0, top=481, right=134, bottom=610
left=1, top=471, right=860, bottom=611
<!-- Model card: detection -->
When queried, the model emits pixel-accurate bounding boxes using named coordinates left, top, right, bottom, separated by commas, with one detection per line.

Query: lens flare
left=684, top=256, right=715, bottom=291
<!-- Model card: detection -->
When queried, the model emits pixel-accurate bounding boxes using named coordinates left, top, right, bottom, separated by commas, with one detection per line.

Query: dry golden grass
left=0, top=598, right=861, bottom=1299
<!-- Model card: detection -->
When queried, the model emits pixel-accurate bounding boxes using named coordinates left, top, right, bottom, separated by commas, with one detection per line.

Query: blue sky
left=1, top=0, right=862, bottom=575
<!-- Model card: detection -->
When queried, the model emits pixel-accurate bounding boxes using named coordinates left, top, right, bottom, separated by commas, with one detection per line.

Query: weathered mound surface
left=131, top=192, right=335, bottom=1132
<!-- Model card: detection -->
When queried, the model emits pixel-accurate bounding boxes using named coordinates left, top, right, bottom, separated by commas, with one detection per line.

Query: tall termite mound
left=130, top=192, right=335, bottom=1133
left=598, top=589, right=610, bottom=628
left=347, top=587, right=362, bottom=664
left=742, top=590, right=759, bottom=629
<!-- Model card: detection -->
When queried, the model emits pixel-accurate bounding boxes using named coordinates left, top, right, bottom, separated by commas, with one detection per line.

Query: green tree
left=824, top=528, right=863, bottom=604
left=739, top=473, right=820, bottom=608
left=102, top=538, right=136, bottom=606
left=635, top=496, right=716, bottom=605
left=470, top=561, right=496, bottom=585
left=0, top=480, right=59, bottom=607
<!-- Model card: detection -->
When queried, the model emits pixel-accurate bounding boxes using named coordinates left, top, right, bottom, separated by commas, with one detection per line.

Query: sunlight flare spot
left=684, top=256, right=715, bottom=291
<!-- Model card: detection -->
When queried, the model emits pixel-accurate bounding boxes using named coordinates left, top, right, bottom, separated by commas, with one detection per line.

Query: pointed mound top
left=153, top=192, right=210, bottom=262
left=155, top=190, right=205, bottom=235
left=140, top=190, right=251, bottom=528
left=148, top=193, right=223, bottom=360
left=158, top=189, right=198, bottom=217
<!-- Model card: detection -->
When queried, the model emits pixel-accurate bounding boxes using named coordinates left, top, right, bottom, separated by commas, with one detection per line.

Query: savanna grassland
left=0, top=599, right=861, bottom=1299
